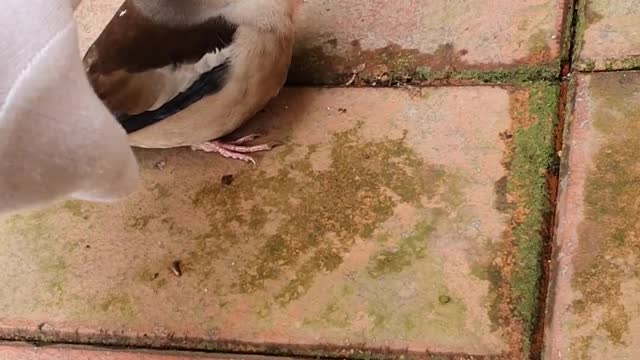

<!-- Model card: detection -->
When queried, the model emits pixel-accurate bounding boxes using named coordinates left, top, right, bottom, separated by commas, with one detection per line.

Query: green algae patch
left=367, top=213, right=439, bottom=278
left=527, top=30, right=549, bottom=55
left=126, top=214, right=155, bottom=231
left=192, top=123, right=443, bottom=306
left=505, top=83, right=557, bottom=354
left=97, top=293, right=135, bottom=321
left=0, top=205, right=144, bottom=324
left=302, top=246, right=470, bottom=345
left=62, top=200, right=88, bottom=219
left=3, top=210, right=74, bottom=309
left=570, top=73, right=640, bottom=348
left=297, top=150, right=485, bottom=347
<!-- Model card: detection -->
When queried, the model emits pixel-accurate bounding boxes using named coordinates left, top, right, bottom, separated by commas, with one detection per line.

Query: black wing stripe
left=117, top=60, right=230, bottom=134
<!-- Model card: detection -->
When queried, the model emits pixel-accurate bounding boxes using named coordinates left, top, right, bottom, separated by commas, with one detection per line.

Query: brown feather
left=82, top=0, right=297, bottom=148
left=84, top=1, right=237, bottom=74
left=83, top=0, right=237, bottom=116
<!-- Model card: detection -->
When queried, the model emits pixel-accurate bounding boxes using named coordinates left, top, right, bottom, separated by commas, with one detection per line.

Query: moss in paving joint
left=559, top=0, right=576, bottom=64
left=290, top=40, right=560, bottom=86
left=578, top=59, right=596, bottom=72
left=417, top=63, right=559, bottom=85
left=578, top=56, right=640, bottom=72
left=505, top=82, right=557, bottom=355
left=570, top=73, right=640, bottom=350
left=602, top=57, right=640, bottom=71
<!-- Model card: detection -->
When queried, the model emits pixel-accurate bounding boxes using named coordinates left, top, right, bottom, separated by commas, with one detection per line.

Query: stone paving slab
left=74, top=0, right=567, bottom=85
left=576, top=0, right=640, bottom=71
left=0, top=342, right=292, bottom=360
left=544, top=72, right=640, bottom=359
left=290, top=0, right=567, bottom=85
left=0, top=85, right=556, bottom=359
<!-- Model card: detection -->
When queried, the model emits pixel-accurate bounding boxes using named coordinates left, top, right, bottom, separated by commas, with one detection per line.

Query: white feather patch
left=148, top=47, right=231, bottom=111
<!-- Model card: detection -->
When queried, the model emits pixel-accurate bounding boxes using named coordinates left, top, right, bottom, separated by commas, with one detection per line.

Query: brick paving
left=2, top=0, right=640, bottom=359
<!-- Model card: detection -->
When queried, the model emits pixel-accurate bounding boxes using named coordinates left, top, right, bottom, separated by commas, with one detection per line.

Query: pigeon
left=84, top=0, right=300, bottom=164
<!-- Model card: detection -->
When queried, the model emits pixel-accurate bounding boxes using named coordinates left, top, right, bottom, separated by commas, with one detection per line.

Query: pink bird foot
left=191, top=134, right=282, bottom=165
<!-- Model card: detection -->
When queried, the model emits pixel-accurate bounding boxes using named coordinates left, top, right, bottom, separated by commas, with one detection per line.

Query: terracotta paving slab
left=0, top=342, right=291, bottom=360
left=576, top=0, right=640, bottom=71
left=0, top=85, right=556, bottom=359
left=73, top=0, right=567, bottom=85
left=544, top=72, right=640, bottom=359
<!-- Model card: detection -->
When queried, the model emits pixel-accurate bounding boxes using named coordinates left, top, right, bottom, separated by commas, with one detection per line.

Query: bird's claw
left=191, top=135, right=282, bottom=165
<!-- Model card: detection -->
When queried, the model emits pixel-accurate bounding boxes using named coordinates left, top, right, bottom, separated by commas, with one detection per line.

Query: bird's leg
left=191, top=134, right=282, bottom=165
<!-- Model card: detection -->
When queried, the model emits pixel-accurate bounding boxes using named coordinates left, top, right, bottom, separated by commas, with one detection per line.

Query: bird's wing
left=83, top=0, right=238, bottom=134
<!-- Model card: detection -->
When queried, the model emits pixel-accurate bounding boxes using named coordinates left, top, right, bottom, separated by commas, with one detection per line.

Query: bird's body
left=84, top=0, right=299, bottom=163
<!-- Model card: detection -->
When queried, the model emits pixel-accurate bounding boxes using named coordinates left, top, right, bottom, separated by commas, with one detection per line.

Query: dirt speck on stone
left=221, top=175, right=234, bottom=186
left=170, top=261, right=182, bottom=277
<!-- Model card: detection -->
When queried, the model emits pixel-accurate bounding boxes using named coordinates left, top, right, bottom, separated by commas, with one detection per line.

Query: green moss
left=507, top=83, right=558, bottom=353
left=303, top=301, right=351, bottom=329
left=368, top=303, right=389, bottom=330
left=570, top=73, right=640, bottom=347
left=415, top=66, right=451, bottom=82
left=125, top=215, right=155, bottom=231
left=5, top=210, right=72, bottom=308
left=151, top=183, right=171, bottom=200
left=290, top=41, right=559, bottom=86
left=579, top=59, right=596, bottom=72
left=599, top=57, right=640, bottom=71
left=62, top=200, right=86, bottom=218
left=452, top=64, right=559, bottom=84
left=300, top=169, right=472, bottom=344
left=192, top=123, right=440, bottom=305
left=528, top=30, right=548, bottom=55
left=97, top=293, right=135, bottom=320
left=571, top=335, right=594, bottom=360
left=415, top=64, right=559, bottom=84
left=367, top=213, right=440, bottom=278
left=276, top=245, right=343, bottom=305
